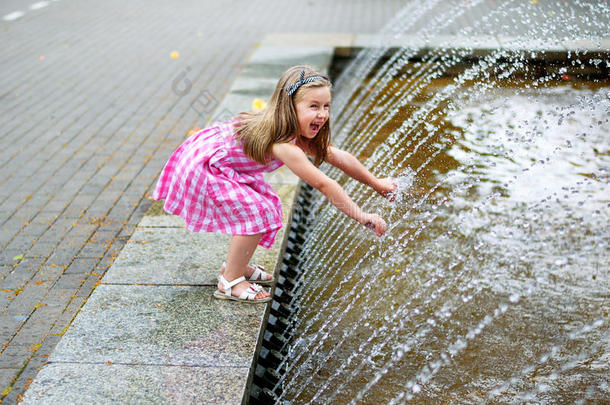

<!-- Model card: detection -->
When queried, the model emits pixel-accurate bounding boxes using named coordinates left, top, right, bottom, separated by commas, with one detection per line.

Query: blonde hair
left=235, top=65, right=332, bottom=166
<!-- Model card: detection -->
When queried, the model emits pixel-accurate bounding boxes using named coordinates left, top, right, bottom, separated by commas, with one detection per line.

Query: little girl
left=153, top=65, right=396, bottom=303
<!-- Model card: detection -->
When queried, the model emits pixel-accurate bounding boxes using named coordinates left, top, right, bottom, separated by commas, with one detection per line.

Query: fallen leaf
left=252, top=98, right=267, bottom=112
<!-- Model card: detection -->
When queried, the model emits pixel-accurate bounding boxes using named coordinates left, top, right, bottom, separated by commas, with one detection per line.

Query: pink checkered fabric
left=153, top=120, right=284, bottom=249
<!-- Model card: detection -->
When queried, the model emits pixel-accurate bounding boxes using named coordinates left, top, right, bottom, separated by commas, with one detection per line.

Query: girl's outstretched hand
left=375, top=178, right=398, bottom=201
left=361, top=213, right=387, bottom=237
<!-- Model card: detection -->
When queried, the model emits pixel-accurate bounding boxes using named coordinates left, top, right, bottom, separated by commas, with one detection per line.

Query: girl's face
left=294, top=86, right=331, bottom=139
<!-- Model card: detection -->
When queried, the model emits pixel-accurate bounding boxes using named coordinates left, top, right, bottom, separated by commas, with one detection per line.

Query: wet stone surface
left=49, top=284, right=263, bottom=367
left=22, top=363, right=248, bottom=404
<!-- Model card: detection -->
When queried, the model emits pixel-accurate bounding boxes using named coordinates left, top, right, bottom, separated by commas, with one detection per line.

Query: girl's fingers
left=377, top=178, right=398, bottom=201
left=365, top=218, right=386, bottom=236
left=384, top=190, right=397, bottom=202
left=377, top=220, right=387, bottom=236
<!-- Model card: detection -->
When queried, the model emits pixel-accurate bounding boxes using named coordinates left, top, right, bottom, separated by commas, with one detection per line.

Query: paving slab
left=21, top=363, right=248, bottom=405
left=103, top=228, right=230, bottom=285
left=224, top=77, right=280, bottom=98
left=50, top=284, right=262, bottom=367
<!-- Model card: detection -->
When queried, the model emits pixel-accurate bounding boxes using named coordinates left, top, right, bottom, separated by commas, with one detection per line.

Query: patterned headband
left=285, top=70, right=325, bottom=96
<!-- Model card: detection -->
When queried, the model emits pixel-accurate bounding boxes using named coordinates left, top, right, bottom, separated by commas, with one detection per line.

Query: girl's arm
left=325, top=146, right=396, bottom=199
left=272, top=142, right=386, bottom=236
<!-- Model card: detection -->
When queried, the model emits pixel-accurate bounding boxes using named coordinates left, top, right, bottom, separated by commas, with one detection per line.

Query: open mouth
left=310, top=123, right=321, bottom=133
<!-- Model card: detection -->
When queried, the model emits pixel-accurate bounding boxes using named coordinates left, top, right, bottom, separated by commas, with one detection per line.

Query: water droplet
left=554, top=258, right=567, bottom=266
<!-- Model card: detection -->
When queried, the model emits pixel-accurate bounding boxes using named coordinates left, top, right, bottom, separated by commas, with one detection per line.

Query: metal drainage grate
left=249, top=183, right=315, bottom=404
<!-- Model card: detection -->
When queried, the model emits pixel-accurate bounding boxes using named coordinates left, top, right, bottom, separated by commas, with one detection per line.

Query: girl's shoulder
left=271, top=137, right=300, bottom=153
left=270, top=138, right=312, bottom=162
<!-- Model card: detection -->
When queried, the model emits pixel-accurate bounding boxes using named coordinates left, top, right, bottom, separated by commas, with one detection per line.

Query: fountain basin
left=252, top=32, right=609, bottom=404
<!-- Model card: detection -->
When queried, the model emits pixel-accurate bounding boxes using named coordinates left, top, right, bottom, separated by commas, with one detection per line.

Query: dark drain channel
left=249, top=183, right=315, bottom=404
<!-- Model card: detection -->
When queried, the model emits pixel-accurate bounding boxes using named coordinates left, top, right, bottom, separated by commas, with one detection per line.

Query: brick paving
left=0, top=0, right=406, bottom=402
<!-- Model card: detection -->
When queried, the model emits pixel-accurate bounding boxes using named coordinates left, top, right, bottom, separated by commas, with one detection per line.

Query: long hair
left=235, top=65, right=332, bottom=166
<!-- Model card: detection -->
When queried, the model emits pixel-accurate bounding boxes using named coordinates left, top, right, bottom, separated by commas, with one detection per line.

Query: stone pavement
left=0, top=1, right=406, bottom=402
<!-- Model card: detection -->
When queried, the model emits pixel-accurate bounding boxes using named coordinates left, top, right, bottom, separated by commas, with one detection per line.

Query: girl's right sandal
left=213, top=275, right=271, bottom=303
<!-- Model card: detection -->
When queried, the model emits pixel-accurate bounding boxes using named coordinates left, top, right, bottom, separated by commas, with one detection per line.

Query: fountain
left=251, top=1, right=609, bottom=403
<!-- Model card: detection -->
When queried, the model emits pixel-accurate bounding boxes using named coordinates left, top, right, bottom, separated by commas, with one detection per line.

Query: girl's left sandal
left=214, top=275, right=271, bottom=303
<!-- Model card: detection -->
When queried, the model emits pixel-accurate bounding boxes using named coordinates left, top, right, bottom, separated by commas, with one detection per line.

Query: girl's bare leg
left=218, top=234, right=270, bottom=300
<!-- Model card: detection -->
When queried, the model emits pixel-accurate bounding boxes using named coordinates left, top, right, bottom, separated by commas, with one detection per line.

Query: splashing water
left=389, top=169, right=417, bottom=203
left=272, top=1, right=609, bottom=403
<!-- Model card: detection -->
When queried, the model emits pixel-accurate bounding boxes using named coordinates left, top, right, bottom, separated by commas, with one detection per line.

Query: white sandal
left=213, top=275, right=271, bottom=303
left=222, top=262, right=275, bottom=285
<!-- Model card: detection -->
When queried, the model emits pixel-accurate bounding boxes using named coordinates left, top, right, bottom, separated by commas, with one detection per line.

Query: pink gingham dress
left=153, top=120, right=284, bottom=248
